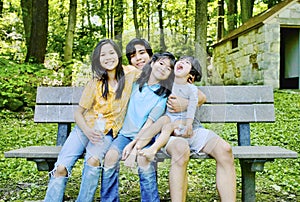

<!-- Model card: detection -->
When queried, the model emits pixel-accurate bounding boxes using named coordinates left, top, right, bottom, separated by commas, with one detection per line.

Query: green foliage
left=0, top=57, right=64, bottom=111
left=0, top=90, right=299, bottom=201
left=0, top=58, right=41, bottom=111
left=0, top=2, right=26, bottom=62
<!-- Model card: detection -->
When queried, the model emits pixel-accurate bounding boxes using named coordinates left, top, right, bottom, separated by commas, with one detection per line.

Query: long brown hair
left=91, top=39, right=125, bottom=99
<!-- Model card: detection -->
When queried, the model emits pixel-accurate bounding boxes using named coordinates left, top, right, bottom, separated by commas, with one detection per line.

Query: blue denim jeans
left=101, top=135, right=159, bottom=202
left=44, top=125, right=113, bottom=202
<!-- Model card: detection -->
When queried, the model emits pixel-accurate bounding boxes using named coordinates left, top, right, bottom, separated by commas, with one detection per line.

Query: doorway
left=280, top=28, right=300, bottom=89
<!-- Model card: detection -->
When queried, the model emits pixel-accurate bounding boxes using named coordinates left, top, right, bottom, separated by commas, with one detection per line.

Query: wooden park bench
left=4, top=85, right=298, bottom=202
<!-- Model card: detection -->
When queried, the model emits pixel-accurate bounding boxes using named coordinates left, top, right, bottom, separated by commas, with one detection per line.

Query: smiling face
left=149, top=58, right=172, bottom=83
left=174, top=59, right=192, bottom=79
left=129, top=44, right=151, bottom=69
left=99, top=43, right=119, bottom=71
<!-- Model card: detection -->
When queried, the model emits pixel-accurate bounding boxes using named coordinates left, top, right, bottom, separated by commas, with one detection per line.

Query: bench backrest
left=34, top=86, right=275, bottom=123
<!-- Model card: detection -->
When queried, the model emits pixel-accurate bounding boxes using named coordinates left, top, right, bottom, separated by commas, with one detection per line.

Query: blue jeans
left=101, top=135, right=159, bottom=202
left=44, top=125, right=113, bottom=202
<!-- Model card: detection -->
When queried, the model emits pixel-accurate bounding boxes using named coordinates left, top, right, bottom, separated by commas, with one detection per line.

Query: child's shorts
left=159, top=127, right=219, bottom=156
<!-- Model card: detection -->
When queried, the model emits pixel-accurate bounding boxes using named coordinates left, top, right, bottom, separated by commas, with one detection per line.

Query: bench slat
left=34, top=104, right=275, bottom=123
left=4, top=146, right=298, bottom=159
left=198, top=86, right=274, bottom=104
left=36, top=87, right=84, bottom=105
left=197, top=104, right=275, bottom=122
left=35, top=86, right=274, bottom=105
left=34, top=105, right=77, bottom=123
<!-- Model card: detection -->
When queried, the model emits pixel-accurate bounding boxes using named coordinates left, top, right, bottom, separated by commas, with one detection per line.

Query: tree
left=227, top=0, right=238, bottom=32
left=240, top=0, right=254, bottom=23
left=0, top=0, right=3, bottom=17
left=64, top=0, right=77, bottom=62
left=157, top=0, right=166, bottom=52
left=217, top=0, right=225, bottom=40
left=114, top=0, right=124, bottom=49
left=195, top=0, right=207, bottom=85
left=21, top=0, right=48, bottom=63
left=133, top=0, right=141, bottom=38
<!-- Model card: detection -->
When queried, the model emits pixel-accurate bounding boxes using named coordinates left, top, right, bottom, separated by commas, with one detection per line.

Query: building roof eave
left=212, top=0, right=298, bottom=47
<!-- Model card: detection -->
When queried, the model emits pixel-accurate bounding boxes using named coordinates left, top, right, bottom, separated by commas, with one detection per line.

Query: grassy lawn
left=0, top=90, right=299, bottom=201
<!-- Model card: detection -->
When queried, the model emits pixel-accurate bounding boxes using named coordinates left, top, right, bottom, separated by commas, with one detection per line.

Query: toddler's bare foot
left=124, top=153, right=137, bottom=168
left=140, top=148, right=157, bottom=162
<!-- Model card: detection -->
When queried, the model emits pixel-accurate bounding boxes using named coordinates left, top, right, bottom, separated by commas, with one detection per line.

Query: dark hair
left=91, top=39, right=125, bottom=99
left=126, top=38, right=153, bottom=64
left=136, top=52, right=176, bottom=98
left=178, top=56, right=202, bottom=82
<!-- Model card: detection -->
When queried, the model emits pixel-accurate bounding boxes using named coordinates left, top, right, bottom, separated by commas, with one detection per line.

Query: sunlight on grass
left=0, top=90, right=299, bottom=201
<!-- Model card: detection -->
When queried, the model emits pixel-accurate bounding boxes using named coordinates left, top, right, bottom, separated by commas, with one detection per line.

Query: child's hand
left=174, top=124, right=187, bottom=136
left=122, top=140, right=137, bottom=160
left=181, top=124, right=193, bottom=138
left=85, top=128, right=103, bottom=144
left=167, top=94, right=188, bottom=113
left=122, top=145, right=132, bottom=160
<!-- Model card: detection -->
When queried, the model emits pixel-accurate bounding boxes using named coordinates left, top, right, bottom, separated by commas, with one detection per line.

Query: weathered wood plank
left=36, top=86, right=274, bottom=105
left=34, top=105, right=77, bottom=123
left=197, top=104, right=275, bottom=122
left=36, top=87, right=83, bottom=104
left=198, top=86, right=274, bottom=104
left=34, top=104, right=275, bottom=123
left=5, top=146, right=298, bottom=159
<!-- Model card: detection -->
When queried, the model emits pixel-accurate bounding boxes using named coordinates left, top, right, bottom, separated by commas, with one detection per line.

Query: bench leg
left=30, top=159, right=56, bottom=171
left=240, top=159, right=267, bottom=202
left=240, top=160, right=256, bottom=202
left=57, top=123, right=71, bottom=146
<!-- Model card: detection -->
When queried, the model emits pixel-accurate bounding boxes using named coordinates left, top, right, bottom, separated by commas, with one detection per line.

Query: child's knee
left=104, top=149, right=119, bottom=168
left=54, top=165, right=68, bottom=177
left=87, top=157, right=100, bottom=167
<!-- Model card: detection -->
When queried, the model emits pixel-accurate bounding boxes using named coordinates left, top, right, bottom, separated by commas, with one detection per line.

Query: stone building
left=210, top=0, right=300, bottom=89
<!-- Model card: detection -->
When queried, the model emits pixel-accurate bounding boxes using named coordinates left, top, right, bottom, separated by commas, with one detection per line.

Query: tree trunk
left=114, top=0, right=123, bottom=50
left=158, top=0, right=166, bottom=52
left=23, top=0, right=48, bottom=63
left=183, top=0, right=189, bottom=44
left=240, top=0, right=254, bottom=23
left=195, top=0, right=207, bottom=85
left=110, top=0, right=114, bottom=38
left=0, top=0, right=3, bottom=17
left=133, top=0, right=141, bottom=38
left=217, top=0, right=224, bottom=40
left=227, top=0, right=238, bottom=32
left=100, top=0, right=106, bottom=37
left=147, top=2, right=150, bottom=41
left=21, top=0, right=32, bottom=53
left=64, top=0, right=77, bottom=62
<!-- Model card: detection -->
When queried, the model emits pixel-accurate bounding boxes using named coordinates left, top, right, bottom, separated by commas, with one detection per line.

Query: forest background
left=0, top=0, right=299, bottom=201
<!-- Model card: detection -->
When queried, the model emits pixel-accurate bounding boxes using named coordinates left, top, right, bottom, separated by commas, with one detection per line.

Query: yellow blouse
left=79, top=69, right=141, bottom=137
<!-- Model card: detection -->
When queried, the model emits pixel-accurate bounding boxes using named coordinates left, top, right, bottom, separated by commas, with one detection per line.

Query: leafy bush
left=0, top=58, right=53, bottom=111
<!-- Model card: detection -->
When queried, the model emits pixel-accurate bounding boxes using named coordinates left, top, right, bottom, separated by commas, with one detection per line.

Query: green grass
left=0, top=90, right=299, bottom=201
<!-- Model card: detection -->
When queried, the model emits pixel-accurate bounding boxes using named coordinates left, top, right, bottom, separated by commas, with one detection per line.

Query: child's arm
left=167, top=89, right=206, bottom=113
left=135, top=116, right=170, bottom=149
left=74, top=106, right=102, bottom=144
